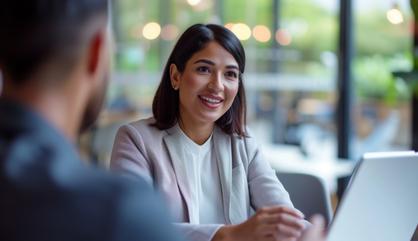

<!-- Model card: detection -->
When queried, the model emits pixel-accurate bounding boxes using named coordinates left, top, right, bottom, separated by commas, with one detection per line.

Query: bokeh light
left=224, top=22, right=234, bottom=31
left=187, top=0, right=201, bottom=6
left=253, top=25, right=271, bottom=43
left=275, top=29, right=292, bottom=46
left=386, top=6, right=404, bottom=25
left=231, top=23, right=251, bottom=41
left=142, top=22, right=161, bottom=40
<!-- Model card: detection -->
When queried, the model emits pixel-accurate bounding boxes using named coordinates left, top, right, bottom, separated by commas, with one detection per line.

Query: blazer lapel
left=213, top=127, right=233, bottom=223
left=163, top=126, right=196, bottom=223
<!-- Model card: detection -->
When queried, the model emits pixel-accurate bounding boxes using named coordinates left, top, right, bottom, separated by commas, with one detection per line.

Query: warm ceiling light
left=142, top=22, right=161, bottom=40
left=187, top=0, right=201, bottom=6
left=224, top=22, right=234, bottom=30
left=387, top=4, right=404, bottom=25
left=275, top=29, right=292, bottom=46
left=231, top=23, right=251, bottom=41
left=253, top=25, right=271, bottom=43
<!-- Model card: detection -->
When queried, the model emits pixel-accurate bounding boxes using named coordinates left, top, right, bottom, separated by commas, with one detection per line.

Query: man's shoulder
left=67, top=165, right=155, bottom=202
left=79, top=168, right=183, bottom=241
left=1, top=164, right=181, bottom=241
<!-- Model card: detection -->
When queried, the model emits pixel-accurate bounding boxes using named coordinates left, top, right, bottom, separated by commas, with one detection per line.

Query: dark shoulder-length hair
left=152, top=23, right=247, bottom=137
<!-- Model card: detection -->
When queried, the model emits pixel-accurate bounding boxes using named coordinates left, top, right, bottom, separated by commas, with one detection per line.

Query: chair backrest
left=276, top=171, right=333, bottom=225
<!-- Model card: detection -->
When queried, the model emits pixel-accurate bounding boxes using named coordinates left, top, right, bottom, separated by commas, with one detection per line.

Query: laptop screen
left=327, top=152, right=418, bottom=241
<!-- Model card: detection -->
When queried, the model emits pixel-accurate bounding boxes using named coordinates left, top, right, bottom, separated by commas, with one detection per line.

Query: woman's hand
left=298, top=215, right=326, bottom=241
left=213, top=206, right=306, bottom=241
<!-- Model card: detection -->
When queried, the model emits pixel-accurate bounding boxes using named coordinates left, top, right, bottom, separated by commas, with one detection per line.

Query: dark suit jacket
left=0, top=99, right=183, bottom=241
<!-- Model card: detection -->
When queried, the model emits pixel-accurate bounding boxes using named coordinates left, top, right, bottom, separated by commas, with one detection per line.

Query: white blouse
left=178, top=126, right=226, bottom=224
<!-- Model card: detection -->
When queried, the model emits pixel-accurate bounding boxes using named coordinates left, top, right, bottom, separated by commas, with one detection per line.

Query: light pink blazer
left=110, top=118, right=293, bottom=241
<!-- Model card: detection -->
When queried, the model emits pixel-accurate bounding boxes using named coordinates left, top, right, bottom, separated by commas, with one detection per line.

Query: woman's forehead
left=187, top=41, right=239, bottom=67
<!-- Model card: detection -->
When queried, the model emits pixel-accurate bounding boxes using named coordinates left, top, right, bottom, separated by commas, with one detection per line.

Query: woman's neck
left=178, top=117, right=214, bottom=145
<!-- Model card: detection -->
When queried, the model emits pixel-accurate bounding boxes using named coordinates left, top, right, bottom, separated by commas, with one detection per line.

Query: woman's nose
left=207, top=72, right=224, bottom=92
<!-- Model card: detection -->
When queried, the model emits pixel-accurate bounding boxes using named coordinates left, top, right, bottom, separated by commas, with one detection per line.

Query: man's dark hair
left=0, top=0, right=109, bottom=85
left=152, top=23, right=247, bottom=137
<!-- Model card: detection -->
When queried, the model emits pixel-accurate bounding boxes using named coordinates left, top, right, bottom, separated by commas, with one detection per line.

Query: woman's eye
left=225, top=71, right=238, bottom=79
left=196, top=66, right=210, bottom=73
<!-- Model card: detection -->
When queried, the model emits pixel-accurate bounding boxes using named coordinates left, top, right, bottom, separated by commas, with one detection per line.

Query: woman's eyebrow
left=194, top=59, right=239, bottom=70
left=225, top=65, right=239, bottom=70
left=193, top=59, right=215, bottom=65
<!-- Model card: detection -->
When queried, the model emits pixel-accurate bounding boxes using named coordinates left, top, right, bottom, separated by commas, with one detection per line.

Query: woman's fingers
left=276, top=223, right=303, bottom=237
left=263, top=213, right=304, bottom=228
left=258, top=235, right=275, bottom=241
left=259, top=206, right=305, bottom=219
left=299, top=215, right=326, bottom=241
left=246, top=206, right=310, bottom=241
left=258, top=211, right=305, bottom=233
left=253, top=210, right=306, bottom=240
left=259, top=222, right=303, bottom=238
left=309, top=215, right=325, bottom=229
left=277, top=213, right=306, bottom=230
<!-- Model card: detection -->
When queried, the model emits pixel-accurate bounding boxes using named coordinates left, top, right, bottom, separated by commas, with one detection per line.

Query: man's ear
left=87, top=30, right=105, bottom=76
left=169, top=63, right=181, bottom=90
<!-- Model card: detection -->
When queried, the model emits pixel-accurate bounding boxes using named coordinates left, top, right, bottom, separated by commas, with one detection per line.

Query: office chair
left=276, top=171, right=333, bottom=225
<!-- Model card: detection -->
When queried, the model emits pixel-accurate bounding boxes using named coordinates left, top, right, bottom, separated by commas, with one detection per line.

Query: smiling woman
left=110, top=24, right=306, bottom=241
left=151, top=24, right=247, bottom=140
left=169, top=41, right=240, bottom=144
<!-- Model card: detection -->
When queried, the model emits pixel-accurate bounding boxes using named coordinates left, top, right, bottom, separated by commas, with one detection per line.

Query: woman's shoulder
left=217, top=126, right=261, bottom=166
left=118, top=117, right=166, bottom=140
left=216, top=126, right=260, bottom=152
left=128, top=117, right=155, bottom=129
left=231, top=126, right=257, bottom=142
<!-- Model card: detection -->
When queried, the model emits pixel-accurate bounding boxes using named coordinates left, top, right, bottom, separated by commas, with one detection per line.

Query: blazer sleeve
left=110, top=124, right=154, bottom=184
left=245, top=136, right=294, bottom=209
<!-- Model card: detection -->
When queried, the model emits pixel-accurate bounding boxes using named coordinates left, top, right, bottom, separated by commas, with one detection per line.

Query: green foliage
left=355, top=9, right=411, bottom=57
left=352, top=7, right=412, bottom=102
left=223, top=0, right=272, bottom=24
left=354, top=55, right=410, bottom=103
left=281, top=0, right=337, bottom=58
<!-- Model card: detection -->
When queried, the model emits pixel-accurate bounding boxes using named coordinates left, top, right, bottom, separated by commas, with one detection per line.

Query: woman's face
left=171, top=41, right=240, bottom=127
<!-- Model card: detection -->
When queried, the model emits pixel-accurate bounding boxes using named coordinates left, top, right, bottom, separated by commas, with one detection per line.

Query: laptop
left=327, top=151, right=418, bottom=241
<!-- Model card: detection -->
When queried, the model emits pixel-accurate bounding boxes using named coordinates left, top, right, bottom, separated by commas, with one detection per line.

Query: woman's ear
left=169, top=63, right=180, bottom=90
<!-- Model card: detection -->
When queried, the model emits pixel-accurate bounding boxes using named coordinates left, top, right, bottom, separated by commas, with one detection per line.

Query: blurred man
left=0, top=1, right=183, bottom=241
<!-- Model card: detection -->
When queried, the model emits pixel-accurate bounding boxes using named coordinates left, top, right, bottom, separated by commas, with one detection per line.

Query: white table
left=263, top=144, right=355, bottom=193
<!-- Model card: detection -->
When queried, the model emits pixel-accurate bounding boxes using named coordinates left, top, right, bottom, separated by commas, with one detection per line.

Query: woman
left=110, top=24, right=306, bottom=241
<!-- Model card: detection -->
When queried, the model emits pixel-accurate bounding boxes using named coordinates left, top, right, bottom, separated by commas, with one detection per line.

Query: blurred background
left=77, top=0, right=415, bottom=197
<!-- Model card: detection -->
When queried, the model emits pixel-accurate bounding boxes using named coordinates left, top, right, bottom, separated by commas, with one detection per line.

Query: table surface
left=263, top=144, right=355, bottom=193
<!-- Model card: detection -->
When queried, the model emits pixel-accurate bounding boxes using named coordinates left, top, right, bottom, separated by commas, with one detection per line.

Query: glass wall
left=82, top=0, right=414, bottom=173
left=352, top=0, right=412, bottom=159
left=102, top=0, right=337, bottom=160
